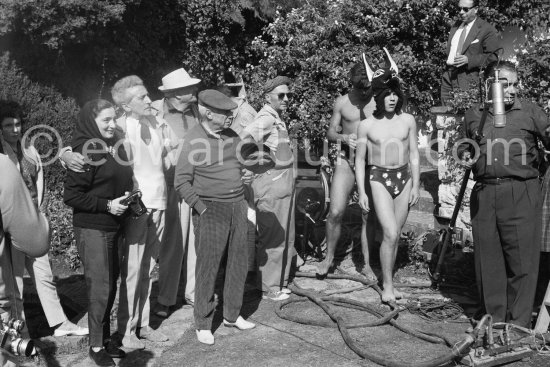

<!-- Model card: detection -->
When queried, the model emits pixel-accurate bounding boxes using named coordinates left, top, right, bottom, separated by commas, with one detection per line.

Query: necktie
left=139, top=119, right=151, bottom=145
left=456, top=23, right=467, bottom=56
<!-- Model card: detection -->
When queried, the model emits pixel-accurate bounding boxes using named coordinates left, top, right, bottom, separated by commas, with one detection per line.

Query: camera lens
left=10, top=337, right=35, bottom=356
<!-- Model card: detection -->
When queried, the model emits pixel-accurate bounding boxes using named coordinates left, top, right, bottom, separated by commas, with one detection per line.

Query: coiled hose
left=276, top=271, right=479, bottom=367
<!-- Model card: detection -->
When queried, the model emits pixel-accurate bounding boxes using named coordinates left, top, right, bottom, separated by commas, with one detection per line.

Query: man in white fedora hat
left=151, top=67, right=201, bottom=318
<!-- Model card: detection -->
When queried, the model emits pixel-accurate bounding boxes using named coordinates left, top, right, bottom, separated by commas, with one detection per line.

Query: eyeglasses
left=458, top=6, right=474, bottom=12
left=270, top=92, right=294, bottom=100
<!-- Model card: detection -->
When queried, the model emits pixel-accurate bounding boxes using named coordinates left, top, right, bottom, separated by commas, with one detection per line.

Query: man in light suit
left=110, top=76, right=169, bottom=349
left=440, top=0, right=501, bottom=104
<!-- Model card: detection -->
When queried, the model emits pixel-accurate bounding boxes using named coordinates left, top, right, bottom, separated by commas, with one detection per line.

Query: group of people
left=56, top=69, right=298, bottom=365
left=1, top=0, right=549, bottom=365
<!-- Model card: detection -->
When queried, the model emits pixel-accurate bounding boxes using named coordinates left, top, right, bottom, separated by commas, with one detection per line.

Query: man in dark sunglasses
left=242, top=76, right=296, bottom=302
left=441, top=0, right=501, bottom=104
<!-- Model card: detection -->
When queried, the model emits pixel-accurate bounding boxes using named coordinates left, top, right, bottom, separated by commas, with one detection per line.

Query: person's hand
left=458, top=151, right=477, bottom=169
left=109, top=193, right=129, bottom=216
left=453, top=55, right=468, bottom=68
left=61, top=151, right=87, bottom=172
left=344, top=133, right=357, bottom=149
left=409, top=186, right=420, bottom=207
left=358, top=192, right=370, bottom=213
left=241, top=168, right=254, bottom=185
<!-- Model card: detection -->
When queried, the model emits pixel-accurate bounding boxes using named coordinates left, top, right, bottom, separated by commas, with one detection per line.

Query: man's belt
left=478, top=177, right=534, bottom=185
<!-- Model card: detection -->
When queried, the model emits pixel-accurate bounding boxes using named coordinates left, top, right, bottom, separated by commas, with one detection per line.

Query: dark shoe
left=89, top=347, right=115, bottom=367
left=153, top=303, right=170, bottom=318
left=104, top=341, right=126, bottom=358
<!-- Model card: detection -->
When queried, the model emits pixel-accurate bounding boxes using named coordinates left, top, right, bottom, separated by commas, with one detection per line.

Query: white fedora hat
left=158, top=68, right=201, bottom=91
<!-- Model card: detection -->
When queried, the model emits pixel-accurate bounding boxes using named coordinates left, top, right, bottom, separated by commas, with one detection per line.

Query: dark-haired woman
left=64, top=99, right=132, bottom=367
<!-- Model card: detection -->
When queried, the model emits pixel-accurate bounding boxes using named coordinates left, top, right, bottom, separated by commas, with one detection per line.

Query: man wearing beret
left=175, top=90, right=255, bottom=345
left=242, top=76, right=296, bottom=301
left=151, top=68, right=201, bottom=318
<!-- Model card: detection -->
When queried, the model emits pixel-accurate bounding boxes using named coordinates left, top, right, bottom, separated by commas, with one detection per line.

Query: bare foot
left=381, top=287, right=396, bottom=304
left=316, top=259, right=333, bottom=276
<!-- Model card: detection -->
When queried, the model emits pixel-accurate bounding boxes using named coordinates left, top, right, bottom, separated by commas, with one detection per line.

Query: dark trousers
left=192, top=199, right=248, bottom=330
left=470, top=179, right=541, bottom=327
left=75, top=227, right=119, bottom=347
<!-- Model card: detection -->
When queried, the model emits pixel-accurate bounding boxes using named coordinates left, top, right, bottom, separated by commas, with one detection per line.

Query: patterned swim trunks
left=369, top=164, right=410, bottom=198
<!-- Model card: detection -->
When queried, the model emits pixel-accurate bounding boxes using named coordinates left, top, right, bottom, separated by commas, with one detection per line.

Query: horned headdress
left=362, top=47, right=404, bottom=116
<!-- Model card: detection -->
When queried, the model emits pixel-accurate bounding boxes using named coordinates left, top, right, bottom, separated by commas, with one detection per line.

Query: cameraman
left=0, top=155, right=49, bottom=322
left=460, top=61, right=550, bottom=328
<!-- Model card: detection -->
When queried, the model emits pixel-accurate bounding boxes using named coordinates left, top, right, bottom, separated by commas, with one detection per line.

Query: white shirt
left=125, top=116, right=167, bottom=210
left=447, top=18, right=476, bottom=65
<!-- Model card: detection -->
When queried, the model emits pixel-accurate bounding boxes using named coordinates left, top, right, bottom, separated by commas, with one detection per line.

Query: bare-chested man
left=317, top=62, right=376, bottom=277
left=355, top=57, right=419, bottom=303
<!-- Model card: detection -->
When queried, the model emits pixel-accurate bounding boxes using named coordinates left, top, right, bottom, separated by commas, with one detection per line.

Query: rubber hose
left=287, top=282, right=473, bottom=367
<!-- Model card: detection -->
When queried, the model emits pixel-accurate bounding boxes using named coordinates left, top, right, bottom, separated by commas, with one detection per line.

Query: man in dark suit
left=440, top=0, right=501, bottom=104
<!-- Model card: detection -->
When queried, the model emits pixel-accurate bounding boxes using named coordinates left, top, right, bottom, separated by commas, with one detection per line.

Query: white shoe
left=280, top=287, right=291, bottom=295
left=53, top=321, right=89, bottom=337
left=223, top=316, right=256, bottom=330
left=262, top=290, right=290, bottom=301
left=196, top=329, right=214, bottom=345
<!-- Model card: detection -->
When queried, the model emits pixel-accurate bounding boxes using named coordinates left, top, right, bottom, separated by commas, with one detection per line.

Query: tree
left=245, top=0, right=549, bottom=151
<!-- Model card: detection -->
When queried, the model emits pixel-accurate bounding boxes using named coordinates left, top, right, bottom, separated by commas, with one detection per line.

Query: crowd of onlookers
left=1, top=2, right=550, bottom=366
left=0, top=67, right=298, bottom=366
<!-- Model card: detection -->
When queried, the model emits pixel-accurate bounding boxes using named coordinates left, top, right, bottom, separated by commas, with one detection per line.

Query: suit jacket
left=446, top=17, right=501, bottom=71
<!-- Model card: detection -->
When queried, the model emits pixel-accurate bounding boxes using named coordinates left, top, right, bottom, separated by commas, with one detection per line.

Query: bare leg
left=360, top=212, right=376, bottom=280
left=391, top=181, right=413, bottom=300
left=317, top=161, right=355, bottom=276
left=369, top=182, right=400, bottom=303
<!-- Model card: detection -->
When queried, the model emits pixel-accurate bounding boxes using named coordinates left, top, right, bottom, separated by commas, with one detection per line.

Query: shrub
left=244, top=0, right=549, bottom=155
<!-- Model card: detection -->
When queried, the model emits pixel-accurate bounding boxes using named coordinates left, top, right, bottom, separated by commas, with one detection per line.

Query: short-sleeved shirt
left=244, top=104, right=289, bottom=153
left=464, top=99, right=550, bottom=180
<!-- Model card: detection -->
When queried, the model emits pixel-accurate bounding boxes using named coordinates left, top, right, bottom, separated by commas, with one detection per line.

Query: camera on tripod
left=120, top=189, right=147, bottom=218
left=0, top=318, right=35, bottom=357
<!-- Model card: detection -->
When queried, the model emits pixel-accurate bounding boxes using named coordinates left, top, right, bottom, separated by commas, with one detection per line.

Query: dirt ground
left=10, top=248, right=550, bottom=367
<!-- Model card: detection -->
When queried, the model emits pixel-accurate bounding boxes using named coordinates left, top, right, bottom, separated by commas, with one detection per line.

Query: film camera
left=121, top=189, right=147, bottom=218
left=0, top=318, right=35, bottom=357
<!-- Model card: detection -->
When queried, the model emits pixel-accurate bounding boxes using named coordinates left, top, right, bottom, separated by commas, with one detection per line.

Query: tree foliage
left=245, top=0, right=550, bottom=150
left=0, top=0, right=547, bottom=264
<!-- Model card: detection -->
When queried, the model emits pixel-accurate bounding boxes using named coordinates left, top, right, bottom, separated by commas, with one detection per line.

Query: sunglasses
left=458, top=6, right=474, bottom=12
left=270, top=92, right=294, bottom=100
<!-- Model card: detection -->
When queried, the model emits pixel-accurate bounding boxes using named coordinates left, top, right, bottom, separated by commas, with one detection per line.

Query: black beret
left=198, top=89, right=238, bottom=111
left=263, top=76, right=292, bottom=94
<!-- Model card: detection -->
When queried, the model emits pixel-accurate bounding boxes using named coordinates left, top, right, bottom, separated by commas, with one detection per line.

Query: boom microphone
left=484, top=61, right=508, bottom=128
left=490, top=68, right=506, bottom=127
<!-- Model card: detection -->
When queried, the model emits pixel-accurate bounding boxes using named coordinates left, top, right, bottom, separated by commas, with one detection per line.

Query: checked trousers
left=192, top=199, right=248, bottom=330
